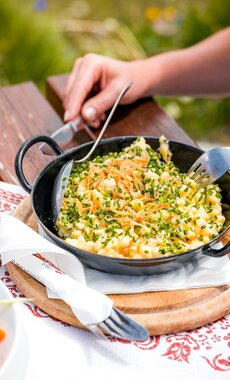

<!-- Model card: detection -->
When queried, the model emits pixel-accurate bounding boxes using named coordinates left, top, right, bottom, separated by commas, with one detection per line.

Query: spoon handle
left=77, top=81, right=133, bottom=163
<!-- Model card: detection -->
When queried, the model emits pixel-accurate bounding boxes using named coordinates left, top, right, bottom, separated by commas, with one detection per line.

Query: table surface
left=0, top=78, right=230, bottom=379
left=0, top=75, right=195, bottom=186
left=0, top=181, right=230, bottom=380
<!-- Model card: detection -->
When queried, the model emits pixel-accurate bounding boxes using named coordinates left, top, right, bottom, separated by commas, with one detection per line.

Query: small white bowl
left=0, top=280, right=31, bottom=380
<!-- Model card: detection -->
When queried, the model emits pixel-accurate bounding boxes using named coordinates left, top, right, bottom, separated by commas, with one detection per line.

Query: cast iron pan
left=15, top=136, right=230, bottom=275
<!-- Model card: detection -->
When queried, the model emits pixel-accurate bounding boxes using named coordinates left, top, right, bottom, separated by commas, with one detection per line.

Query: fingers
left=100, top=113, right=106, bottom=121
left=87, top=113, right=106, bottom=129
left=64, top=58, right=83, bottom=97
left=81, top=81, right=126, bottom=122
left=88, top=118, right=101, bottom=128
left=63, top=54, right=103, bottom=122
left=63, top=53, right=133, bottom=126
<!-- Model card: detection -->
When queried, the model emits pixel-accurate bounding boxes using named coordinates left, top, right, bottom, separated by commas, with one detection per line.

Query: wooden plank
left=46, top=73, right=196, bottom=146
left=0, top=76, right=195, bottom=187
left=7, top=197, right=230, bottom=336
left=0, top=82, right=63, bottom=185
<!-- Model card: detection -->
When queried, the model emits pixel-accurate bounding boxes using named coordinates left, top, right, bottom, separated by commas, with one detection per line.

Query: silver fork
left=51, top=81, right=133, bottom=224
left=188, top=147, right=230, bottom=188
left=87, top=307, right=149, bottom=341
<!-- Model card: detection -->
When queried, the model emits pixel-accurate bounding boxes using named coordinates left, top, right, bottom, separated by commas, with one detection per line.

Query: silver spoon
left=51, top=81, right=133, bottom=224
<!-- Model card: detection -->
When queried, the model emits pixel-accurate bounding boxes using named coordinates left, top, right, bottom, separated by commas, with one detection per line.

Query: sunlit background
left=0, top=0, right=229, bottom=145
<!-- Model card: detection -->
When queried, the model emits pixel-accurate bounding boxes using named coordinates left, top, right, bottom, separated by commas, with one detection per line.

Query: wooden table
left=1, top=76, right=230, bottom=337
left=0, top=74, right=195, bottom=185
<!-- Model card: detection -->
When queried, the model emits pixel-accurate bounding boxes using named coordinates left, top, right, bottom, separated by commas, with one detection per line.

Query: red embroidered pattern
left=0, top=189, right=24, bottom=214
left=202, top=353, right=230, bottom=371
left=0, top=185, right=230, bottom=371
left=110, top=320, right=230, bottom=371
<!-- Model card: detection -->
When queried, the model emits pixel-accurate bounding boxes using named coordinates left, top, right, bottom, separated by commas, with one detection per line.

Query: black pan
left=15, top=135, right=230, bottom=276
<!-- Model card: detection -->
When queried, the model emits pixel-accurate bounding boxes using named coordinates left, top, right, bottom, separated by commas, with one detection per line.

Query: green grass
left=0, top=1, right=75, bottom=90
left=0, top=0, right=229, bottom=142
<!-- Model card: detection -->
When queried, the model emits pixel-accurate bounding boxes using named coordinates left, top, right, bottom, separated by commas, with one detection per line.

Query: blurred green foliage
left=0, top=0, right=229, bottom=142
left=0, top=0, right=75, bottom=90
left=151, top=0, right=230, bottom=142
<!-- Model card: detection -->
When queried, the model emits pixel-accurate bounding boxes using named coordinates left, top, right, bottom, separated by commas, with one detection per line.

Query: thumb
left=81, top=83, right=124, bottom=121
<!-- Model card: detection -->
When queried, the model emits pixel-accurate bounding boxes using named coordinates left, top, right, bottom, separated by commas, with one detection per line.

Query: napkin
left=1, top=215, right=230, bottom=301
left=0, top=215, right=113, bottom=326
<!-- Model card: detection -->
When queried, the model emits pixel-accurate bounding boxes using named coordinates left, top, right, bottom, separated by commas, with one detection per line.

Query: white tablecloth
left=0, top=181, right=229, bottom=379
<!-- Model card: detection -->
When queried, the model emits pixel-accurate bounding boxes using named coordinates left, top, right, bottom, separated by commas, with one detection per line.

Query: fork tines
left=87, top=307, right=149, bottom=341
left=188, top=163, right=212, bottom=188
left=99, top=307, right=149, bottom=341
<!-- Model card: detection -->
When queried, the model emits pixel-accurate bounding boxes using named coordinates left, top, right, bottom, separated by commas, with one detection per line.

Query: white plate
left=2, top=318, right=32, bottom=380
left=0, top=280, right=32, bottom=380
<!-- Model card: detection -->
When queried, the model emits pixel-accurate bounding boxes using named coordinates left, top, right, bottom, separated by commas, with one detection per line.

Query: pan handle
left=203, top=227, right=230, bottom=257
left=15, top=135, right=63, bottom=193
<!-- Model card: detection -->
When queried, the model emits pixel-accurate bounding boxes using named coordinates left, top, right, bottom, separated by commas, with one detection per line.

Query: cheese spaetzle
left=56, top=137, right=225, bottom=259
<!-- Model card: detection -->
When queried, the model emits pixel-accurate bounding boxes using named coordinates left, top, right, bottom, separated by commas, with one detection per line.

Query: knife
left=39, top=116, right=96, bottom=155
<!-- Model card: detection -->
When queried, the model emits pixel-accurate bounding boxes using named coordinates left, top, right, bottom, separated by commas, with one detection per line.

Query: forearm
left=144, top=27, right=230, bottom=97
left=63, top=28, right=230, bottom=122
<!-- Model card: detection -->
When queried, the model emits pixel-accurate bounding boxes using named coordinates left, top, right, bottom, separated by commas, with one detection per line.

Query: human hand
left=63, top=54, right=153, bottom=127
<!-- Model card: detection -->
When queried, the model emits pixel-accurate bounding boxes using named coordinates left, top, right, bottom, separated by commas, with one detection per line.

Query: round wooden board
left=7, top=196, right=230, bottom=336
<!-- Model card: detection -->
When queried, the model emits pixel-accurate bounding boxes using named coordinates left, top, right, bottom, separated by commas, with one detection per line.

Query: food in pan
left=56, top=137, right=225, bottom=259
